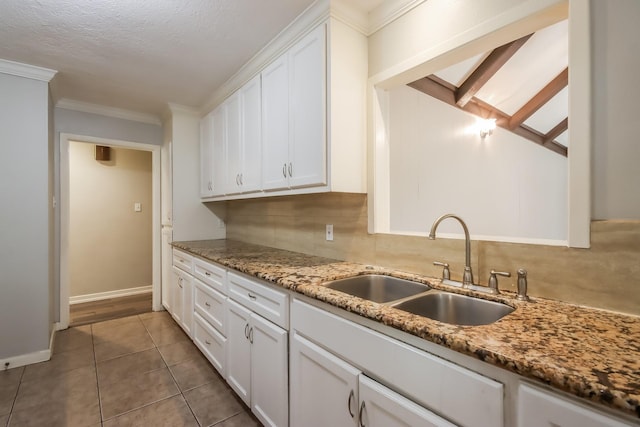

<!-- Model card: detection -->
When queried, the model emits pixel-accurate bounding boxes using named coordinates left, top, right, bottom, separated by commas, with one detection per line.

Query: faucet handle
left=433, top=261, right=450, bottom=280
left=488, top=270, right=510, bottom=295
left=516, top=269, right=530, bottom=301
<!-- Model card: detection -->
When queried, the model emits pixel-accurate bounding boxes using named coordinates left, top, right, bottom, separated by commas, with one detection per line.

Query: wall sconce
left=479, top=118, right=496, bottom=139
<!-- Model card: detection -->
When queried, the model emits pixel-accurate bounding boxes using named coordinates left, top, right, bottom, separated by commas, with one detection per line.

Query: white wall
left=388, top=86, right=567, bottom=242
left=0, top=72, right=52, bottom=360
left=69, top=142, right=152, bottom=297
left=167, top=109, right=226, bottom=241
left=592, top=0, right=640, bottom=220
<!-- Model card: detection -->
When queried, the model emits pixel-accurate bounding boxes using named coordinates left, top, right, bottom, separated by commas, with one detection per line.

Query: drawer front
left=228, top=272, right=289, bottom=329
left=194, top=279, right=226, bottom=336
left=173, top=249, right=193, bottom=273
left=518, top=383, right=632, bottom=427
left=194, top=312, right=226, bottom=377
left=292, top=299, right=503, bottom=427
left=193, top=258, right=226, bottom=295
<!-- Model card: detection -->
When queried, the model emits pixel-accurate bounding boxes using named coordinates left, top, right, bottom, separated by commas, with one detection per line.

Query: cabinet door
left=211, top=103, right=227, bottom=197
left=226, top=299, right=252, bottom=405
left=199, top=112, right=214, bottom=197
left=225, top=92, right=242, bottom=195
left=181, top=273, right=193, bottom=338
left=288, top=23, right=327, bottom=189
left=250, top=313, right=288, bottom=427
left=518, top=384, right=631, bottom=427
left=359, top=375, right=456, bottom=427
left=171, top=267, right=185, bottom=324
left=161, top=229, right=172, bottom=311
left=290, top=332, right=359, bottom=427
left=193, top=312, right=226, bottom=376
left=261, top=54, right=290, bottom=191
left=240, top=74, right=262, bottom=193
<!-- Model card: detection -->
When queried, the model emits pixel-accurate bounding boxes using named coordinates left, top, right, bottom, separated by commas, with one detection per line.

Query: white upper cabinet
left=261, top=55, right=290, bottom=191
left=262, top=24, right=326, bottom=191
left=199, top=111, right=214, bottom=198
left=200, top=17, right=367, bottom=200
left=211, top=103, right=227, bottom=197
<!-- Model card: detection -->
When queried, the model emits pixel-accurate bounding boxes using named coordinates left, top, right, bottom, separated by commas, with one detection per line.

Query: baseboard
left=69, top=285, right=152, bottom=305
left=0, top=327, right=54, bottom=370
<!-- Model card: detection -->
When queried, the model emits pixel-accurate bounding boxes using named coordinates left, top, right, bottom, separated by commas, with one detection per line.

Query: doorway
left=60, top=133, right=162, bottom=329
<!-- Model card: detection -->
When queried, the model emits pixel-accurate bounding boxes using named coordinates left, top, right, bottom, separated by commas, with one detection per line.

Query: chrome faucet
left=429, top=214, right=474, bottom=288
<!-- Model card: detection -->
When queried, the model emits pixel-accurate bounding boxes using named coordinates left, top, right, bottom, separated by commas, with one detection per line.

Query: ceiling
left=409, top=19, right=569, bottom=156
left=0, top=0, right=324, bottom=117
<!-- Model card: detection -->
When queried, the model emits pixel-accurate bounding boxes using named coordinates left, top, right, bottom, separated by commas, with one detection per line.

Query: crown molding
left=0, top=58, right=57, bottom=82
left=166, top=102, right=200, bottom=117
left=55, top=98, right=162, bottom=125
left=368, top=0, right=425, bottom=35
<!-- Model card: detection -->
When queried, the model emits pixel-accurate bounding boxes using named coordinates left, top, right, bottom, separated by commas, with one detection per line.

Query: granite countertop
left=172, top=239, right=640, bottom=419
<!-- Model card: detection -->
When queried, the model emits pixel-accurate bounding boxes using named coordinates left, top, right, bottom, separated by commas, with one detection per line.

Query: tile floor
left=0, top=311, right=262, bottom=427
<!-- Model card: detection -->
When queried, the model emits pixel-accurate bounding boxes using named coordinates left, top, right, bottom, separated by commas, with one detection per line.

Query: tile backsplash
left=224, top=193, right=640, bottom=316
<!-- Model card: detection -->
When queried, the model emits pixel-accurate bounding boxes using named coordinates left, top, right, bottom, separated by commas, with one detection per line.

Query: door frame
left=59, top=132, right=162, bottom=329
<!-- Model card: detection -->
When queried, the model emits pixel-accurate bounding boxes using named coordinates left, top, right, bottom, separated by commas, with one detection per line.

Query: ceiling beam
left=455, top=34, right=533, bottom=108
left=408, top=76, right=568, bottom=157
left=509, top=68, right=569, bottom=129
left=544, top=117, right=568, bottom=145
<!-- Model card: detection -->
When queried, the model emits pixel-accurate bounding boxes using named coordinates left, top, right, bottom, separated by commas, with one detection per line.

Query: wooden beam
left=408, top=76, right=568, bottom=157
left=455, top=34, right=533, bottom=107
left=544, top=118, right=568, bottom=145
left=509, top=68, right=569, bottom=129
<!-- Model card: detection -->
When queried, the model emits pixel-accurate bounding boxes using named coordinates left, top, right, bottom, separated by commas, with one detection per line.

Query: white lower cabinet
left=226, top=298, right=288, bottom=427
left=171, top=265, right=193, bottom=337
left=290, top=332, right=455, bottom=427
left=193, top=312, right=226, bottom=375
left=518, top=383, right=634, bottom=427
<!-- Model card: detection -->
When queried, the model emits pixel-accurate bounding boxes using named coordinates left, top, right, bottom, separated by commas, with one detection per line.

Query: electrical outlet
left=134, top=202, right=142, bottom=212
left=326, top=224, right=334, bottom=241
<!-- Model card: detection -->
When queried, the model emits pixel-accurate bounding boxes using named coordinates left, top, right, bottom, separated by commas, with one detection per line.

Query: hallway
left=0, top=312, right=261, bottom=426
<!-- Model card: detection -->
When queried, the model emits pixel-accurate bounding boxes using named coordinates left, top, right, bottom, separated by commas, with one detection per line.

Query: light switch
left=134, top=202, right=142, bottom=212
left=326, top=224, right=334, bottom=241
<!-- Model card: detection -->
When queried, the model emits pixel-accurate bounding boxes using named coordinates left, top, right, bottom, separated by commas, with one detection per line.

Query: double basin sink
left=323, top=274, right=514, bottom=326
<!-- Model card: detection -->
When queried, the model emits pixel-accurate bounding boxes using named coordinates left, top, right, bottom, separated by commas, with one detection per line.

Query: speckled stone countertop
left=173, top=239, right=640, bottom=419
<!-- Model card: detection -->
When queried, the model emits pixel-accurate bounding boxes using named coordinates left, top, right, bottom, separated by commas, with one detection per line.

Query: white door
left=288, top=23, right=327, bottom=189
left=211, top=103, right=227, bottom=197
left=251, top=313, right=288, bottom=427
left=199, top=112, right=214, bottom=197
left=225, top=92, right=242, bottom=195
left=290, top=332, right=359, bottom=427
left=226, top=299, right=252, bottom=405
left=240, top=74, right=262, bottom=193
left=261, top=54, right=290, bottom=191
left=358, top=375, right=456, bottom=427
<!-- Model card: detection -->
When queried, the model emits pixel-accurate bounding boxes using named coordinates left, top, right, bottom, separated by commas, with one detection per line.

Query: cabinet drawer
left=173, top=249, right=193, bottom=273
left=518, top=383, right=632, bottom=427
left=193, top=258, right=226, bottom=295
left=194, top=312, right=226, bottom=377
left=228, top=272, right=289, bottom=329
left=194, top=279, right=226, bottom=335
left=292, top=299, right=503, bottom=427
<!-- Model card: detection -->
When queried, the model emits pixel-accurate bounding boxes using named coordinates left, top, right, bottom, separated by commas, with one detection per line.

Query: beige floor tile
left=13, top=365, right=97, bottom=413
left=97, top=348, right=166, bottom=386
left=21, top=348, right=94, bottom=383
left=0, top=413, right=8, bottom=426
left=103, top=395, right=198, bottom=427
left=169, top=356, right=218, bottom=392
left=99, top=367, right=179, bottom=420
left=140, top=312, right=175, bottom=331
left=53, top=325, right=93, bottom=355
left=138, top=310, right=170, bottom=321
left=217, top=410, right=262, bottom=427
left=94, top=329, right=155, bottom=362
left=0, top=367, right=23, bottom=417
left=183, top=380, right=244, bottom=426
left=147, top=323, right=190, bottom=347
left=157, top=340, right=202, bottom=366
left=92, top=318, right=148, bottom=345
left=91, top=315, right=142, bottom=332
left=8, top=395, right=101, bottom=427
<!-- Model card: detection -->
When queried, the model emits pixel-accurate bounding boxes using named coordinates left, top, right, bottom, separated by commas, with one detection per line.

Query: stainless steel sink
left=323, top=275, right=430, bottom=303
left=391, top=291, right=514, bottom=326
